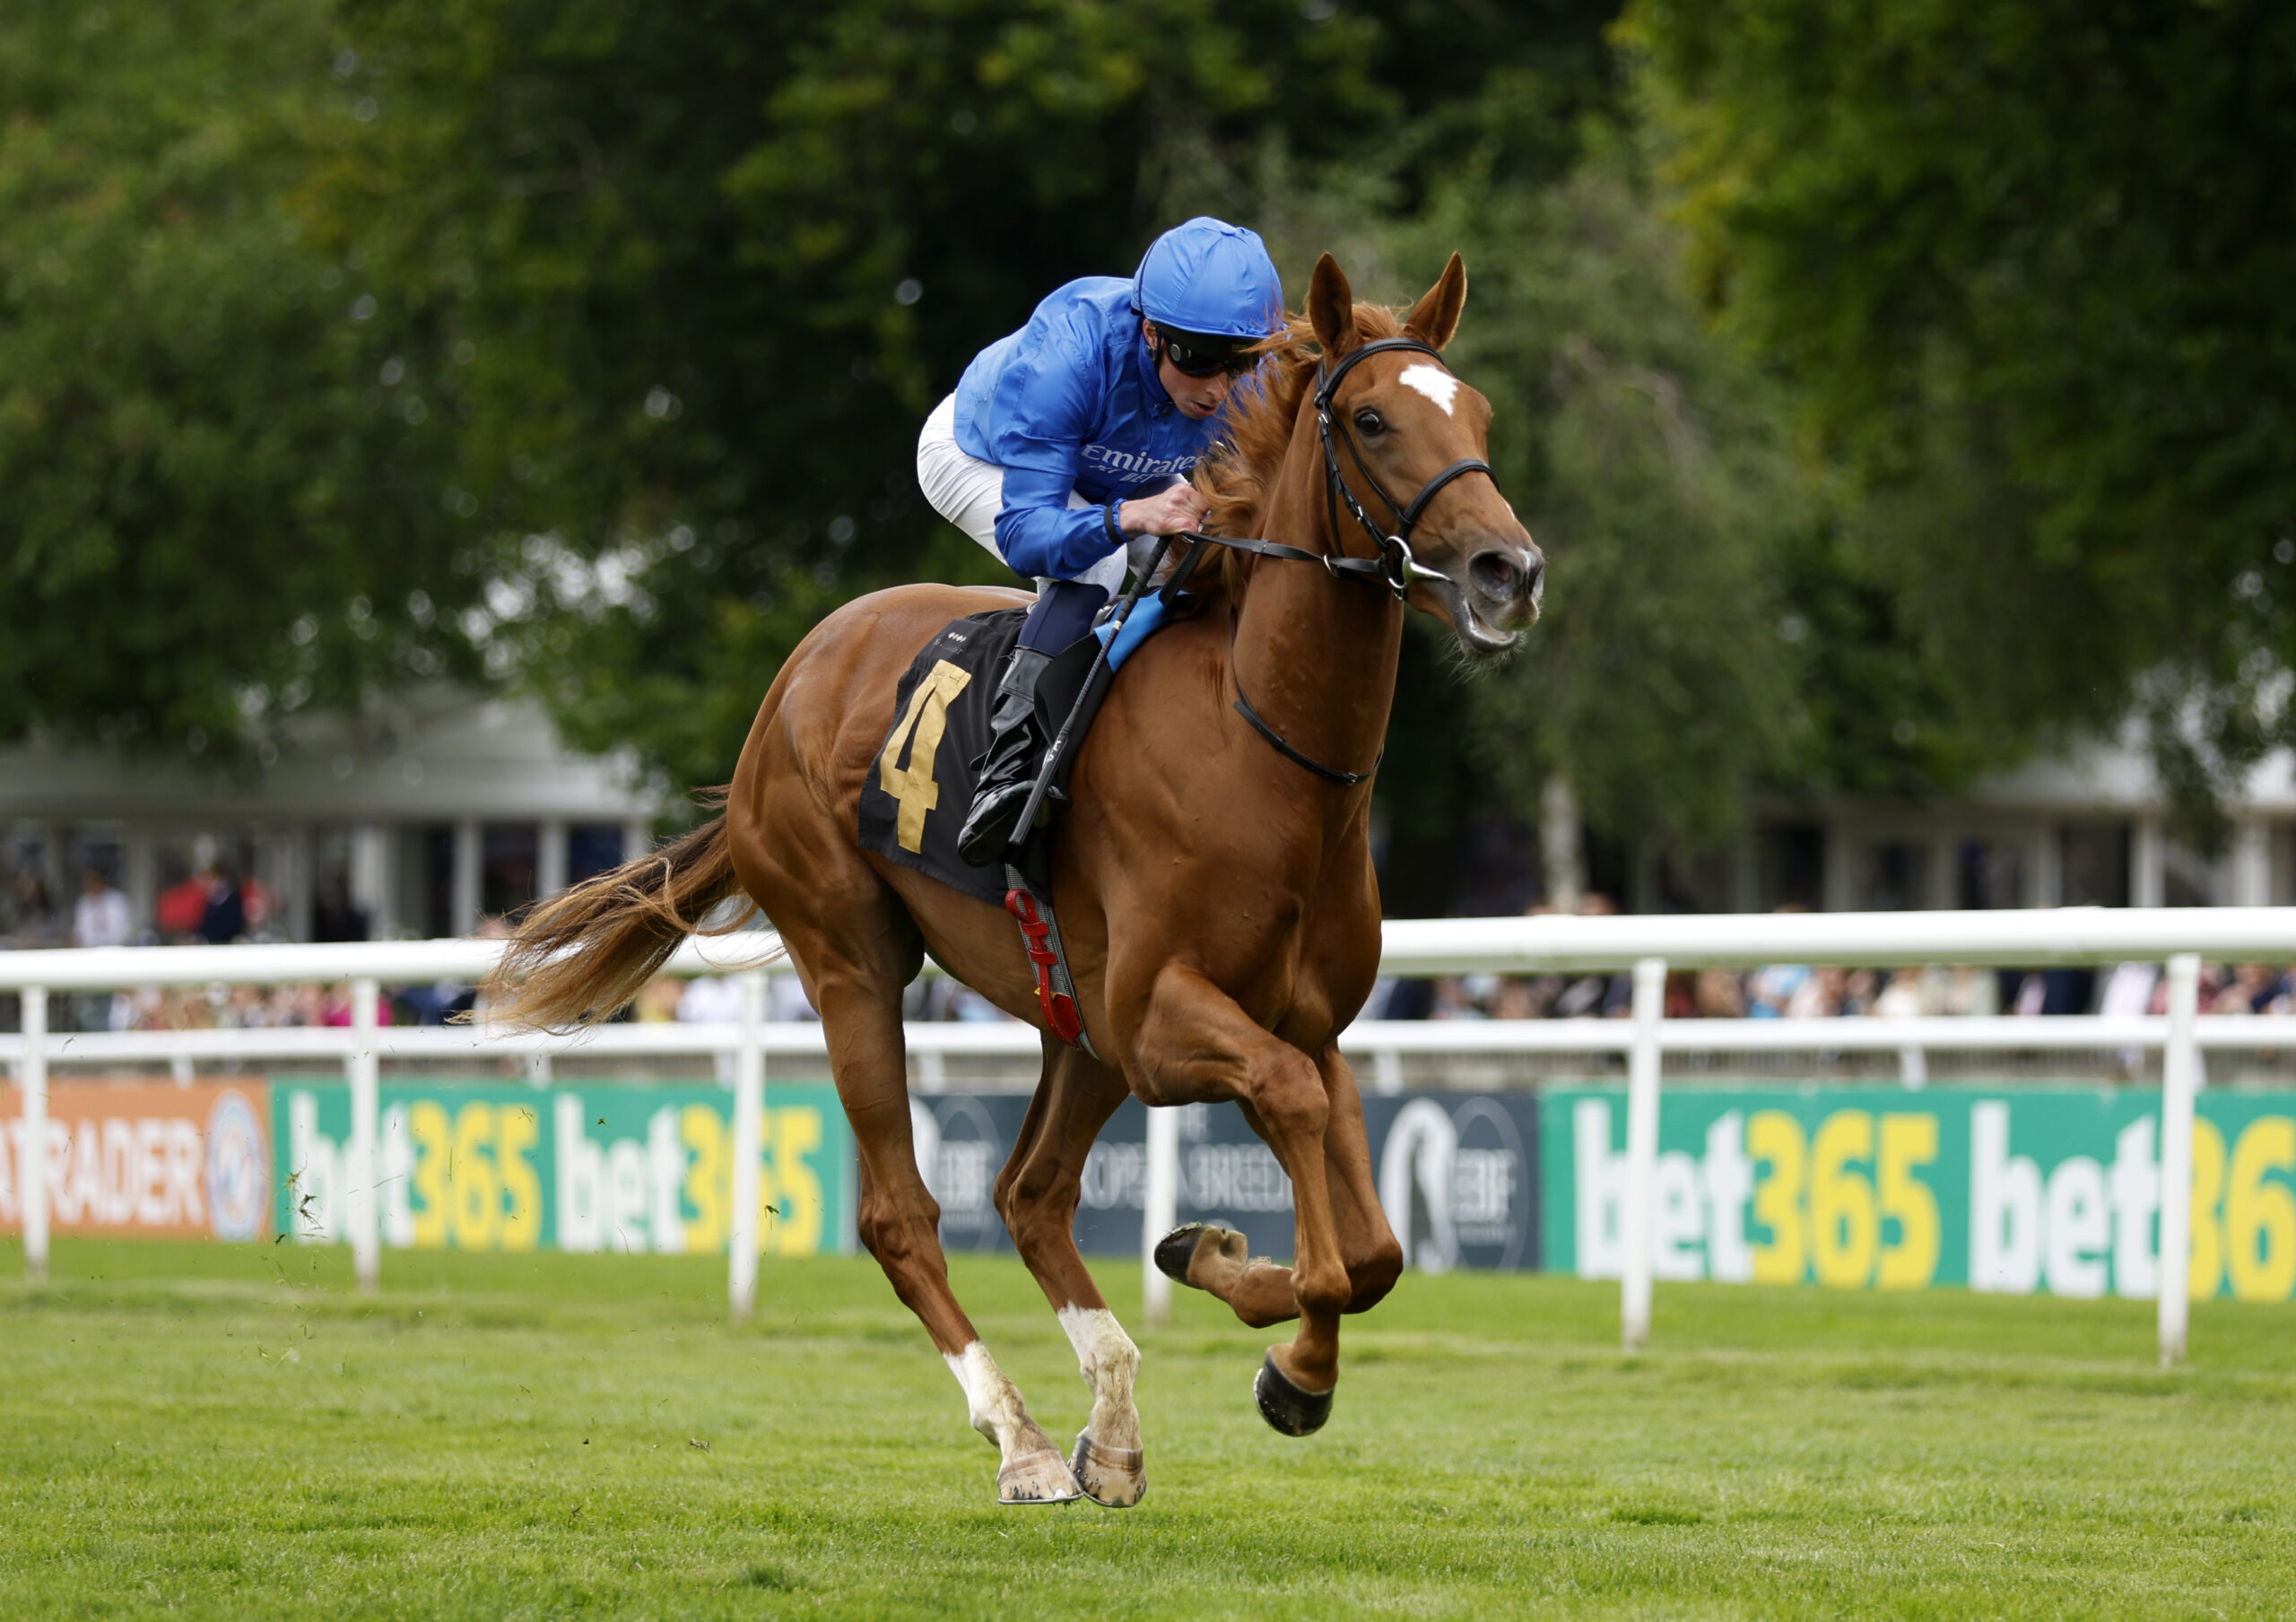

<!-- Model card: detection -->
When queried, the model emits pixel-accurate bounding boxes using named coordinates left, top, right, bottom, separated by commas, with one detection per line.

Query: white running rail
left=7, top=906, right=2296, bottom=1363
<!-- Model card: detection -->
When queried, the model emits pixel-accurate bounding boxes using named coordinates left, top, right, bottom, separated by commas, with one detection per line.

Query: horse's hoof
left=1071, top=1431, right=1146, bottom=1508
left=1253, top=1352, right=1333, bottom=1437
left=997, top=1447, right=1083, bottom=1505
left=1152, top=1223, right=1213, bottom=1284
left=1154, top=1222, right=1243, bottom=1288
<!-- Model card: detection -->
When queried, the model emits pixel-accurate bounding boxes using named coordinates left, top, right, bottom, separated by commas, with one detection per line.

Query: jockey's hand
left=1118, top=482, right=1207, bottom=538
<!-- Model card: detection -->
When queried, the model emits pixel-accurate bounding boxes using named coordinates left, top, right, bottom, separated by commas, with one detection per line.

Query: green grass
left=3, top=1239, right=2292, bottom=1619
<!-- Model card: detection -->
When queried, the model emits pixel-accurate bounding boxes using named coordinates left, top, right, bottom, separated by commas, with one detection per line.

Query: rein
left=1167, top=335, right=1495, bottom=787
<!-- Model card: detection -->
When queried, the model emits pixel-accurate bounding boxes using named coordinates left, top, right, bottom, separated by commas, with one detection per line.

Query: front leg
left=1153, top=1043, right=1405, bottom=1326
left=1130, top=966, right=1352, bottom=1431
left=942, top=1340, right=1080, bottom=1505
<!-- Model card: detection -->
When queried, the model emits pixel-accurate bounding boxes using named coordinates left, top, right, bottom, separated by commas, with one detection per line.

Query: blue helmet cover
left=1131, top=217, right=1285, bottom=340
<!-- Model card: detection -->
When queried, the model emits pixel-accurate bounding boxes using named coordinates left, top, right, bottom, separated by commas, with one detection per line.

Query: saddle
left=856, top=605, right=1122, bottom=1052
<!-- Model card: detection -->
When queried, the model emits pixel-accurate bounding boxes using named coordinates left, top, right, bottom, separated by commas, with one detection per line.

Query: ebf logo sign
left=1371, top=1096, right=1536, bottom=1273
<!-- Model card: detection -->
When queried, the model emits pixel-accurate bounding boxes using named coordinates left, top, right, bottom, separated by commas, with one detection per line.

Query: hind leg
left=994, top=1037, right=1145, bottom=1506
left=812, top=959, right=1079, bottom=1504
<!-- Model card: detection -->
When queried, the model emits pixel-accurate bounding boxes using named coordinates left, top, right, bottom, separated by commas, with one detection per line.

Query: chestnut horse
left=491, top=252, right=1543, bottom=1505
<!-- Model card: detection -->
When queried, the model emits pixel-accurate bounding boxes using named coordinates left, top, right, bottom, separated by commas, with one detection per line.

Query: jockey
left=917, top=216, right=1284, bottom=864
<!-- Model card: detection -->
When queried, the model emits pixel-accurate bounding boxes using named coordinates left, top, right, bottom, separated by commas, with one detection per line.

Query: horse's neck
left=1225, top=421, right=1403, bottom=788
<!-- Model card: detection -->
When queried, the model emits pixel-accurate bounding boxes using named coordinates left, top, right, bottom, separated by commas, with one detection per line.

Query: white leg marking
left=1057, top=1305, right=1142, bottom=1452
left=946, top=1340, right=1079, bottom=1504
left=1399, top=364, right=1460, bottom=416
left=944, top=1341, right=1026, bottom=1445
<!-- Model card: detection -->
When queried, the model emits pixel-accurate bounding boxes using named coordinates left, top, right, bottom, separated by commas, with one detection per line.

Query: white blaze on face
left=1399, top=363, right=1460, bottom=417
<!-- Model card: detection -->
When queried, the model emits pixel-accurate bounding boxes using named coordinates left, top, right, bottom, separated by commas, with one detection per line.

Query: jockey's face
left=1142, top=319, right=1236, bottom=421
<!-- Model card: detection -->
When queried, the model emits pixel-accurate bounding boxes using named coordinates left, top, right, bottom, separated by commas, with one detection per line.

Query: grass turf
left=1, top=1238, right=2291, bottom=1618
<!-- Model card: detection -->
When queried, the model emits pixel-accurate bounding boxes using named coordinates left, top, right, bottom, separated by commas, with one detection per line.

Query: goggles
left=1153, top=324, right=1259, bottom=378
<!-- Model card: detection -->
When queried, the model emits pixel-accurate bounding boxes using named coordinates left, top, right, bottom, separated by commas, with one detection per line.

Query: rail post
left=348, top=977, right=380, bottom=1294
left=1143, top=1104, right=1179, bottom=1327
left=20, top=987, right=48, bottom=1282
left=1621, top=957, right=1665, bottom=1352
left=728, top=971, right=766, bottom=1323
left=2158, top=953, right=2200, bottom=1366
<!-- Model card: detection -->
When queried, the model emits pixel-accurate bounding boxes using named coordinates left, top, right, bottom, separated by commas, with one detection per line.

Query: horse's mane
left=1187, top=300, right=1408, bottom=603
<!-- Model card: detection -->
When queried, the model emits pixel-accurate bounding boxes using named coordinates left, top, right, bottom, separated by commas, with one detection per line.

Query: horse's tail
left=484, top=802, right=753, bottom=1029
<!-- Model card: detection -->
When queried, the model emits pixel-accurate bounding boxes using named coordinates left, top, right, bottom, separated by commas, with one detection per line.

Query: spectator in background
left=1490, top=976, right=1550, bottom=1019
left=770, top=974, right=822, bottom=1022
left=1381, top=976, right=1436, bottom=1019
left=1432, top=976, right=1496, bottom=1019
left=71, top=869, right=131, bottom=949
left=311, top=872, right=370, bottom=943
left=1787, top=966, right=1848, bottom=1019
left=1556, top=890, right=1626, bottom=1018
left=2216, top=962, right=2289, bottom=1015
left=1871, top=968, right=1926, bottom=1020
left=1942, top=966, right=1996, bottom=1016
left=1745, top=903, right=1811, bottom=1019
left=1693, top=968, right=1745, bottom=1019
left=1745, top=961, right=1807, bottom=1019
left=8, top=868, right=61, bottom=946
left=675, top=976, right=744, bottom=1024
left=195, top=863, right=246, bottom=944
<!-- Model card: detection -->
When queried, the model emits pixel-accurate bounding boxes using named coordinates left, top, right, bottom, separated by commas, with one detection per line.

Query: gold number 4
left=880, top=659, right=973, bottom=852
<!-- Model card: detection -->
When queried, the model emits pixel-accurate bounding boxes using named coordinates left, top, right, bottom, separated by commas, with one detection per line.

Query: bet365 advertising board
left=272, top=1080, right=852, bottom=1256
left=1546, top=1086, right=2296, bottom=1301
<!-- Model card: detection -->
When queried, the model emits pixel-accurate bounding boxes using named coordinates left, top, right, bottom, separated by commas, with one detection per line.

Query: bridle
left=1157, top=336, right=1497, bottom=785
left=1315, top=336, right=1496, bottom=598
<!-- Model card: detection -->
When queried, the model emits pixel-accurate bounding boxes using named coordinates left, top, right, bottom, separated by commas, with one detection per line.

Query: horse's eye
left=1354, top=409, right=1385, bottom=435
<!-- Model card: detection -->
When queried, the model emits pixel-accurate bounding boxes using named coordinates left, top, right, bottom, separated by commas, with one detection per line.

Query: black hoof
left=1253, top=1353, right=1333, bottom=1437
left=1152, top=1223, right=1214, bottom=1285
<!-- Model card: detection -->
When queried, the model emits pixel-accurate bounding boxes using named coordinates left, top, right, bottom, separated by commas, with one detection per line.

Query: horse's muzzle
left=1425, top=540, right=1543, bottom=653
left=1469, top=544, right=1544, bottom=612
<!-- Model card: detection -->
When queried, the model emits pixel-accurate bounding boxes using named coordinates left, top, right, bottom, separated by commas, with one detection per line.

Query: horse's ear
left=1403, top=253, right=1468, bottom=351
left=1308, top=253, right=1358, bottom=357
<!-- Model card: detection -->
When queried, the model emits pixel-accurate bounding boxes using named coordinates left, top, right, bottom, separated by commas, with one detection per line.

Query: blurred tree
left=1345, top=155, right=1814, bottom=863
left=0, top=1, right=476, bottom=759
left=306, top=0, right=1623, bottom=790
left=1244, top=138, right=1997, bottom=911
left=1628, top=0, right=2296, bottom=841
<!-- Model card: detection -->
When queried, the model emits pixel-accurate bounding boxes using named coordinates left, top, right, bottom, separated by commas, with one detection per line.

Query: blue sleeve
left=995, top=470, right=1120, bottom=580
left=982, top=324, right=1126, bottom=580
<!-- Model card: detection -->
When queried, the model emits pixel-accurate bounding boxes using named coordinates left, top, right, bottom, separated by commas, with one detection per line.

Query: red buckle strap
left=1004, top=888, right=1085, bottom=1048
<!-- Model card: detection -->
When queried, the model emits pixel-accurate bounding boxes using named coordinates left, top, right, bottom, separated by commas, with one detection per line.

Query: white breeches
left=916, top=394, right=1130, bottom=597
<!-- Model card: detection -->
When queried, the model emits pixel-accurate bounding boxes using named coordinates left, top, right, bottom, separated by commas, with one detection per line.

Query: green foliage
left=1252, top=147, right=1822, bottom=854
left=22, top=0, right=2188, bottom=880
left=1628, top=0, right=2296, bottom=837
left=1438, top=159, right=1812, bottom=850
left=0, top=0, right=476, bottom=759
left=305, top=0, right=1623, bottom=791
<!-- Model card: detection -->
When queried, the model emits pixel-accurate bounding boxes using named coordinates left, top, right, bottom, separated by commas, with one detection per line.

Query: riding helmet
left=1131, top=218, right=1285, bottom=342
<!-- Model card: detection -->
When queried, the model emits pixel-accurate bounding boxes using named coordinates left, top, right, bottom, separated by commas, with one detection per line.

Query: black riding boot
left=956, top=645, right=1054, bottom=865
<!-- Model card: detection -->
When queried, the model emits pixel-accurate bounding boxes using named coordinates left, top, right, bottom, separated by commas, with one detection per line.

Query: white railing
left=7, top=906, right=2296, bottom=1364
